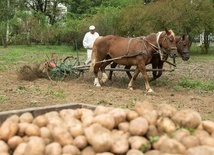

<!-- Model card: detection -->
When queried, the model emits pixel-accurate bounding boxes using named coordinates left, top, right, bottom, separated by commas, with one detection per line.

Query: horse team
left=90, top=29, right=191, bottom=92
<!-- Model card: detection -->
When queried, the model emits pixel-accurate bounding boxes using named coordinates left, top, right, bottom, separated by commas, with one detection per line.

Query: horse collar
left=156, top=31, right=162, bottom=50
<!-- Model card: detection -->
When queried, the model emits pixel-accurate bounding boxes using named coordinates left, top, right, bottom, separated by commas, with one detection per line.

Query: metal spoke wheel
left=46, top=66, right=66, bottom=81
left=63, top=56, right=83, bottom=79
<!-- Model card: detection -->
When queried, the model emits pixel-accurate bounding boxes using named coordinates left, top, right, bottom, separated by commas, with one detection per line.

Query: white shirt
left=83, top=31, right=99, bottom=49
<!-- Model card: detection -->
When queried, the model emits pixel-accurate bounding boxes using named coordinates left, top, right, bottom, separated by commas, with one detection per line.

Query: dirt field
left=0, top=58, right=214, bottom=121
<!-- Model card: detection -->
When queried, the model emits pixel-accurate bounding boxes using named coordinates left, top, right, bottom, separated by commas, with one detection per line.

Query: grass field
left=0, top=44, right=214, bottom=91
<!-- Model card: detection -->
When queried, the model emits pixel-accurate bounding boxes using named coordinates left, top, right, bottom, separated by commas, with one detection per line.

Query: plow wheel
left=46, top=66, right=66, bottom=81
left=45, top=58, right=67, bottom=81
left=63, top=56, right=82, bottom=79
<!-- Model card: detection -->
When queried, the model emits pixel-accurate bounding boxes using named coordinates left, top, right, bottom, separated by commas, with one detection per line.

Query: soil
left=0, top=58, right=214, bottom=121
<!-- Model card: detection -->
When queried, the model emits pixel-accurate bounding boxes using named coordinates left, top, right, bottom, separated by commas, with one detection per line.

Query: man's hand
left=88, top=45, right=93, bottom=49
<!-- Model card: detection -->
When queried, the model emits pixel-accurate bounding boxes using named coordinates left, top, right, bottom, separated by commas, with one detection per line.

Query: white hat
left=89, top=25, right=95, bottom=30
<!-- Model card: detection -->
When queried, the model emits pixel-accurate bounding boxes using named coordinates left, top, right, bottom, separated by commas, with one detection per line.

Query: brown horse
left=108, top=35, right=191, bottom=81
left=90, top=29, right=178, bottom=92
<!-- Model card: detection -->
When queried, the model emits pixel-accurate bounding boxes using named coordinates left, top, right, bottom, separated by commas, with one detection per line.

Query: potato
left=146, top=125, right=159, bottom=139
left=82, top=115, right=94, bottom=127
left=200, top=136, right=214, bottom=146
left=13, top=143, right=27, bottom=155
left=157, top=117, right=176, bottom=134
left=172, top=109, right=201, bottom=128
left=8, top=136, right=23, bottom=150
left=40, top=127, right=52, bottom=144
left=181, top=135, right=200, bottom=149
left=81, top=146, right=96, bottom=155
left=69, top=123, right=84, bottom=137
left=93, top=114, right=115, bottom=130
left=25, top=124, right=40, bottom=136
left=19, top=112, right=34, bottom=123
left=129, top=117, right=148, bottom=136
left=79, top=108, right=94, bottom=121
left=24, top=136, right=45, bottom=155
left=18, top=122, right=29, bottom=136
left=110, top=130, right=129, bottom=154
left=135, top=101, right=154, bottom=115
left=50, top=125, right=73, bottom=146
left=159, top=138, right=187, bottom=154
left=193, top=129, right=210, bottom=142
left=45, top=111, right=63, bottom=125
left=141, top=110, right=158, bottom=125
left=0, top=140, right=9, bottom=153
left=33, top=115, right=48, bottom=127
left=126, top=149, right=144, bottom=155
left=93, top=105, right=111, bottom=116
left=202, top=120, right=214, bottom=134
left=62, top=145, right=80, bottom=155
left=73, top=135, right=88, bottom=149
left=108, top=108, right=126, bottom=127
left=187, top=145, right=214, bottom=155
left=152, top=135, right=169, bottom=150
left=125, top=109, right=138, bottom=121
left=172, top=128, right=190, bottom=142
left=144, top=150, right=160, bottom=155
left=45, top=142, right=62, bottom=155
left=118, top=122, right=130, bottom=133
left=129, top=136, right=151, bottom=152
left=59, top=109, right=75, bottom=120
left=84, top=123, right=112, bottom=152
left=157, top=104, right=176, bottom=118
left=0, top=116, right=19, bottom=141
left=96, top=153, right=114, bottom=155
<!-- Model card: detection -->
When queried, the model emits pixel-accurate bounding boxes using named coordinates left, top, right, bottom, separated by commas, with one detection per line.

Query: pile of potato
left=0, top=101, right=214, bottom=155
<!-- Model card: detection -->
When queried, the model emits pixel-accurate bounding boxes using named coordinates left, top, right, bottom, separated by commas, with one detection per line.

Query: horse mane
left=167, top=29, right=175, bottom=38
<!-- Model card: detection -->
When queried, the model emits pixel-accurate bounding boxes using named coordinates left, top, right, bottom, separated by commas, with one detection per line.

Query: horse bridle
left=176, top=37, right=190, bottom=55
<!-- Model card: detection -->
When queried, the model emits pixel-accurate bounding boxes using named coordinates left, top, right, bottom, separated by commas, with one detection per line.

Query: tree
left=24, top=0, right=67, bottom=25
left=0, top=0, right=15, bottom=47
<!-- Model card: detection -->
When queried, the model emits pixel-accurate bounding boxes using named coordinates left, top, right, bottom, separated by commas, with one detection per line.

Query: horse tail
left=89, top=47, right=96, bottom=72
left=90, top=36, right=103, bottom=72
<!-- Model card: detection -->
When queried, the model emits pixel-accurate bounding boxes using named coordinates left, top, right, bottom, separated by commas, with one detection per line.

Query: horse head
left=176, top=35, right=191, bottom=61
left=158, top=29, right=178, bottom=61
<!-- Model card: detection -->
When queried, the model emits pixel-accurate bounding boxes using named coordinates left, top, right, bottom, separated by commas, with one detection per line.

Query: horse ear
left=165, top=28, right=170, bottom=35
left=182, top=35, right=186, bottom=40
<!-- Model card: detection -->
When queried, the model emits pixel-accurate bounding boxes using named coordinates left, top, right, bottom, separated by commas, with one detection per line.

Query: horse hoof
left=94, top=83, right=101, bottom=87
left=147, top=89, right=154, bottom=93
left=101, top=78, right=108, bottom=83
left=128, top=87, right=133, bottom=90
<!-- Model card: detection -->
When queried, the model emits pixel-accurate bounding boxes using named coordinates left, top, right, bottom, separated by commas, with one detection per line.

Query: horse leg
left=156, top=61, right=164, bottom=79
left=125, top=66, right=132, bottom=80
left=93, top=63, right=102, bottom=87
left=138, top=64, right=153, bottom=92
left=100, top=61, right=112, bottom=83
left=109, top=62, right=117, bottom=80
left=128, top=68, right=140, bottom=90
left=151, top=61, right=158, bottom=81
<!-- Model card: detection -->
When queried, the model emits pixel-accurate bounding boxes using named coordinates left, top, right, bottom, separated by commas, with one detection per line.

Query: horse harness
left=95, top=32, right=177, bottom=67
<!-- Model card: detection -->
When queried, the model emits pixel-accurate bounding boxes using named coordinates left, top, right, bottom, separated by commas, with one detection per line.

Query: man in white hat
left=83, top=25, right=99, bottom=65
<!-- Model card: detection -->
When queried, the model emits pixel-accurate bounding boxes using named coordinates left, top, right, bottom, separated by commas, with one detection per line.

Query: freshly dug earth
left=0, top=59, right=214, bottom=121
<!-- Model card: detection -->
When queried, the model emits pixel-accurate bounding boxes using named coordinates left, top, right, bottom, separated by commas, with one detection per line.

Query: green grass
left=177, top=77, right=214, bottom=91
left=189, top=43, right=214, bottom=61
left=0, top=45, right=86, bottom=66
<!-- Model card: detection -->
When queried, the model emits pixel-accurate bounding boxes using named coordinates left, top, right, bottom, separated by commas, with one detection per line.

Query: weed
left=149, top=136, right=159, bottom=143
left=31, top=100, right=39, bottom=104
left=96, top=99, right=106, bottom=105
left=0, top=95, right=7, bottom=103
left=140, top=144, right=148, bottom=153
left=178, top=77, right=214, bottom=91
left=174, top=85, right=184, bottom=91
left=0, top=65, right=8, bottom=71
